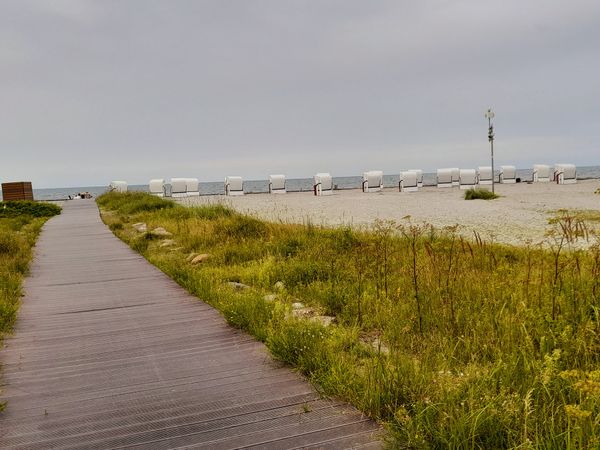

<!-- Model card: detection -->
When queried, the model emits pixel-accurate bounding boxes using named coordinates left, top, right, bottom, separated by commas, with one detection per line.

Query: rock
left=186, top=252, right=198, bottom=262
left=227, top=281, right=250, bottom=291
left=151, top=227, right=172, bottom=237
left=292, top=302, right=305, bottom=310
left=291, top=307, right=315, bottom=318
left=263, top=294, right=277, bottom=302
left=191, top=254, right=211, bottom=264
left=310, top=315, right=335, bottom=327
left=132, top=222, right=147, bottom=233
left=274, top=281, right=285, bottom=291
left=371, top=338, right=390, bottom=355
left=159, top=239, right=175, bottom=247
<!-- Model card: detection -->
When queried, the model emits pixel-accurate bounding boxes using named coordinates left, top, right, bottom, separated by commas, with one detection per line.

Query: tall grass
left=464, top=188, right=499, bottom=200
left=98, top=192, right=600, bottom=449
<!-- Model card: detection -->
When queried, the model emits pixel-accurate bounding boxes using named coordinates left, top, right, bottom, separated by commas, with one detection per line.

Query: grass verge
left=0, top=201, right=60, bottom=411
left=98, top=192, right=600, bottom=449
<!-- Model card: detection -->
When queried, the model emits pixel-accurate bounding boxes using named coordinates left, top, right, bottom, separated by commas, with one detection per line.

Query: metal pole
left=489, top=116, right=494, bottom=194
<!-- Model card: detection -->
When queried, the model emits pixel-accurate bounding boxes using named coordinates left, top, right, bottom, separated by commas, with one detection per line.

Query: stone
left=227, top=281, right=250, bottom=291
left=291, top=307, right=315, bottom=318
left=263, top=294, right=277, bottom=302
left=191, top=254, right=211, bottom=264
left=159, top=239, right=175, bottom=247
left=132, top=222, right=147, bottom=233
left=186, top=253, right=198, bottom=262
left=291, top=302, right=305, bottom=310
left=150, top=227, right=172, bottom=237
left=274, top=281, right=285, bottom=291
left=310, top=315, right=335, bottom=327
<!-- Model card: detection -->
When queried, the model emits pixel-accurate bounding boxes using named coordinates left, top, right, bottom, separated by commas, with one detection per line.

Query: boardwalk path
left=0, top=201, right=381, bottom=449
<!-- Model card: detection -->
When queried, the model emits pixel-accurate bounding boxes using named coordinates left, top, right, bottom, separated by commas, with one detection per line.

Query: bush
left=0, top=201, right=61, bottom=218
left=464, top=188, right=499, bottom=200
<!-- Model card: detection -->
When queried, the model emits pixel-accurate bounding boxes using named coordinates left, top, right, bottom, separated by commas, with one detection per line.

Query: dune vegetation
left=98, top=192, right=599, bottom=449
left=464, top=188, right=499, bottom=200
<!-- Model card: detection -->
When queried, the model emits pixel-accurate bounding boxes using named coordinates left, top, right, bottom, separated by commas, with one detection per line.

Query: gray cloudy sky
left=1, top=0, right=599, bottom=188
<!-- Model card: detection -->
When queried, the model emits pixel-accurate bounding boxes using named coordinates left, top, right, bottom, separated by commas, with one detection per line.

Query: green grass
left=0, top=201, right=60, bottom=412
left=464, top=188, right=499, bottom=200
left=98, top=192, right=600, bottom=449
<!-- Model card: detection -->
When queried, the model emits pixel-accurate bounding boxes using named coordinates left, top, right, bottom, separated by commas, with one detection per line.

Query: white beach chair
left=186, top=178, right=200, bottom=196
left=225, top=176, right=244, bottom=196
left=533, top=164, right=550, bottom=182
left=553, top=164, right=577, bottom=184
left=109, top=181, right=127, bottom=193
left=477, top=166, right=493, bottom=185
left=170, top=178, right=188, bottom=198
left=408, top=169, right=423, bottom=187
left=149, top=179, right=165, bottom=197
left=313, top=172, right=333, bottom=196
left=499, top=165, right=517, bottom=184
left=399, top=171, right=418, bottom=192
left=436, top=169, right=453, bottom=188
left=451, top=168, right=460, bottom=186
left=269, top=174, right=286, bottom=194
left=459, top=169, right=477, bottom=190
left=362, top=171, right=383, bottom=192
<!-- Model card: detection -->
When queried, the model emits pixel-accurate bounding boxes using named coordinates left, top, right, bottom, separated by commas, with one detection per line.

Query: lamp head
left=485, top=108, right=495, bottom=119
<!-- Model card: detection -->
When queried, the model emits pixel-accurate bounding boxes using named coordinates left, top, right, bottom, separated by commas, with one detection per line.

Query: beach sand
left=176, top=179, right=600, bottom=247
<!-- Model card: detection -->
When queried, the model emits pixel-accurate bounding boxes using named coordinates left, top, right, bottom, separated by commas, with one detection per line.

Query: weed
left=464, top=188, right=499, bottom=200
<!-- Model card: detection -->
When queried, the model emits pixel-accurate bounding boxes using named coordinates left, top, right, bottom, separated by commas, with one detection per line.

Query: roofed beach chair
left=109, top=181, right=127, bottom=193
left=269, top=174, right=286, bottom=194
left=451, top=168, right=460, bottom=186
left=314, top=172, right=333, bottom=196
left=408, top=169, right=423, bottom=187
left=499, top=165, right=517, bottom=184
left=533, top=164, right=550, bottom=182
left=186, top=178, right=200, bottom=196
left=149, top=179, right=165, bottom=197
left=225, top=176, right=244, bottom=196
left=436, top=168, right=453, bottom=188
left=399, top=171, right=418, bottom=192
left=170, top=178, right=188, bottom=198
left=362, top=170, right=383, bottom=192
left=459, top=169, right=477, bottom=190
left=553, top=164, right=577, bottom=184
left=477, top=166, right=493, bottom=185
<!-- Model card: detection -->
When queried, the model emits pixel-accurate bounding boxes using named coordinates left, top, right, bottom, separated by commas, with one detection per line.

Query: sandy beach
left=176, top=179, right=600, bottom=247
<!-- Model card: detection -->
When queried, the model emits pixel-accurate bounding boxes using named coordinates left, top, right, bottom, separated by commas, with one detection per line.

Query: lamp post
left=485, top=108, right=495, bottom=194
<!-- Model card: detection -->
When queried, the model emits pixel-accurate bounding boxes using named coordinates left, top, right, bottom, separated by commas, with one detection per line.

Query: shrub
left=464, top=188, right=499, bottom=200
left=0, top=201, right=61, bottom=218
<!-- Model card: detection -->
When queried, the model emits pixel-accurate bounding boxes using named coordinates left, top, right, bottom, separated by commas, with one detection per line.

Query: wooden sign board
left=2, top=182, right=34, bottom=201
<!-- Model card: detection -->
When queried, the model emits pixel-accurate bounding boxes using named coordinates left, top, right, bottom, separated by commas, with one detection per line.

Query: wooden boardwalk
left=0, top=200, right=381, bottom=449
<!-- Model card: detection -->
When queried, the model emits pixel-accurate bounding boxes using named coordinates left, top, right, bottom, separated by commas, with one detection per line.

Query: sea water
left=4, top=166, right=599, bottom=201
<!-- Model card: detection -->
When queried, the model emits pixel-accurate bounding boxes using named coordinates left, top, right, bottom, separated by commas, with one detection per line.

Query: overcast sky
left=1, top=0, right=599, bottom=188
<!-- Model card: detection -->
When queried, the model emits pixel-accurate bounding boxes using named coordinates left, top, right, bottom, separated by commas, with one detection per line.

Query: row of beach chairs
left=108, top=164, right=576, bottom=197
left=109, top=174, right=334, bottom=197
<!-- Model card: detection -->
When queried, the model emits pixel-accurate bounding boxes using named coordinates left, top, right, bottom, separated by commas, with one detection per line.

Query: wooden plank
left=0, top=200, right=382, bottom=449
left=1, top=182, right=34, bottom=201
